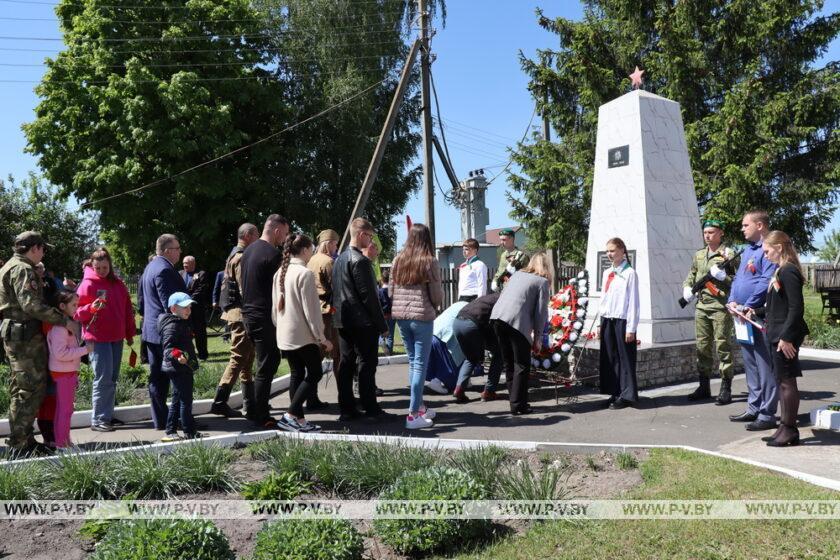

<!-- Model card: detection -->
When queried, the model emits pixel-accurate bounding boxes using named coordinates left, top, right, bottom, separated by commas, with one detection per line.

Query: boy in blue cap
left=158, top=291, right=203, bottom=441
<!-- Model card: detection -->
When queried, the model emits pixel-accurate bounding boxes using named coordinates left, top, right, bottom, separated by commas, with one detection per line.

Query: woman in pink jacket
left=74, top=247, right=136, bottom=432
left=48, top=291, right=90, bottom=448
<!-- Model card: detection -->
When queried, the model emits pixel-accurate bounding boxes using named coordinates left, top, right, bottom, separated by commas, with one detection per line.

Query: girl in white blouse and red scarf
left=598, top=237, right=640, bottom=409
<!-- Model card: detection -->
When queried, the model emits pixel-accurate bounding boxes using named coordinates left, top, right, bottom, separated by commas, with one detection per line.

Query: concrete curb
left=5, top=430, right=839, bottom=493
left=799, top=347, right=840, bottom=362
left=0, top=355, right=411, bottom=437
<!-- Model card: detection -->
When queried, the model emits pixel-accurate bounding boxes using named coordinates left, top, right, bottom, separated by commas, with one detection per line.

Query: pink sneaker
left=418, top=406, right=436, bottom=420
left=405, top=414, right=433, bottom=430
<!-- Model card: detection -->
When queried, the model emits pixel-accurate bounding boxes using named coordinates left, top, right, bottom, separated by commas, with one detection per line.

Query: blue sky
left=1, top=0, right=838, bottom=252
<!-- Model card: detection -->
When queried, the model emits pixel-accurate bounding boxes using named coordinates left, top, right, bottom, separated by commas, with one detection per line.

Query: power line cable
left=440, top=116, right=519, bottom=143
left=435, top=125, right=512, bottom=149
left=0, top=68, right=397, bottom=84
left=79, top=77, right=386, bottom=207
left=0, top=27, right=407, bottom=42
left=0, top=39, right=406, bottom=54
left=0, top=0, right=395, bottom=8
left=485, top=106, right=537, bottom=187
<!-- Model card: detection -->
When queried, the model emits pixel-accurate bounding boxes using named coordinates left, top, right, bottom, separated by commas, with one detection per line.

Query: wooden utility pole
left=419, top=0, right=436, bottom=247
left=542, top=90, right=559, bottom=290
left=340, top=40, right=421, bottom=250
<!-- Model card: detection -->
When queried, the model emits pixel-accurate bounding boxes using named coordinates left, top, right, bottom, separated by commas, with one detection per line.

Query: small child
left=158, top=292, right=203, bottom=441
left=46, top=290, right=90, bottom=449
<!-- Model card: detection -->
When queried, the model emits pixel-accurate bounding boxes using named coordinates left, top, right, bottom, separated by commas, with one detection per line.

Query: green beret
left=702, top=220, right=723, bottom=230
left=499, top=228, right=515, bottom=237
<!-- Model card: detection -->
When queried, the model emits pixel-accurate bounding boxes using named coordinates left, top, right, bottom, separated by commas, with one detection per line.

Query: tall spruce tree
left=24, top=0, right=443, bottom=271
left=510, top=0, right=839, bottom=263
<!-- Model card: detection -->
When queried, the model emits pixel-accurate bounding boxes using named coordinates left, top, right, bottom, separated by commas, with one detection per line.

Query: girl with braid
left=271, top=233, right=332, bottom=432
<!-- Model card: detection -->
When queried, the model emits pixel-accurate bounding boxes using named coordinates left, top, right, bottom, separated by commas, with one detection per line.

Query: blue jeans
left=165, top=369, right=195, bottom=435
left=89, top=341, right=123, bottom=426
left=739, top=328, right=778, bottom=422
left=397, top=320, right=434, bottom=414
left=380, top=318, right=396, bottom=354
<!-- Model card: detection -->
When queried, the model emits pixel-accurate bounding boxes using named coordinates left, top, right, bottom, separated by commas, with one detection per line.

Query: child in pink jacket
left=47, top=291, right=90, bottom=448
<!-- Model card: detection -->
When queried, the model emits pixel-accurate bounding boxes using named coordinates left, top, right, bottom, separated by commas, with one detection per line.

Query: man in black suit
left=181, top=255, right=211, bottom=360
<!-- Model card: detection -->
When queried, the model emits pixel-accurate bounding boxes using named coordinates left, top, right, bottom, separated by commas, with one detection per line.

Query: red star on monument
left=629, top=66, right=645, bottom=89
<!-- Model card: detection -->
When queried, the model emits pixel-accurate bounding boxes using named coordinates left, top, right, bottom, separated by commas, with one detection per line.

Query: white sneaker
left=418, top=405, right=436, bottom=419
left=405, top=414, right=433, bottom=430
left=426, top=378, right=449, bottom=395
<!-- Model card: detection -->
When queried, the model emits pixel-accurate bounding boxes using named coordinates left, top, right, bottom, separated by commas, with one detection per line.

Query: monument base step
left=568, top=340, right=744, bottom=390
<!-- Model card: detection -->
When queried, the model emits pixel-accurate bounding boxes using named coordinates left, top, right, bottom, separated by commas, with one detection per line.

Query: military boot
left=241, top=381, right=257, bottom=421
left=687, top=376, right=712, bottom=401
left=716, top=377, right=732, bottom=405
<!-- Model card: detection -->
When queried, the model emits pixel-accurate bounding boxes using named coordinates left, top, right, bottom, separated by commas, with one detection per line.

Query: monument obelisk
left=581, top=67, right=703, bottom=385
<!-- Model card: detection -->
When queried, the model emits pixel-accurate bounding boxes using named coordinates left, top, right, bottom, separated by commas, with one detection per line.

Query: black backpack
left=219, top=247, right=244, bottom=312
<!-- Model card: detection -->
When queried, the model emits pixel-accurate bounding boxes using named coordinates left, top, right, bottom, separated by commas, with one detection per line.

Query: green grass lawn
left=444, top=448, right=839, bottom=560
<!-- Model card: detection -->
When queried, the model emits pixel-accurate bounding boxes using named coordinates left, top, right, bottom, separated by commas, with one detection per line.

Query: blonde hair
left=764, top=230, right=802, bottom=275
left=350, top=217, right=373, bottom=238
left=521, top=251, right=553, bottom=283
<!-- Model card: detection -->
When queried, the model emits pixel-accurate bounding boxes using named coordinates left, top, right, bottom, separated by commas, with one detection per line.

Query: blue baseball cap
left=168, top=292, right=196, bottom=308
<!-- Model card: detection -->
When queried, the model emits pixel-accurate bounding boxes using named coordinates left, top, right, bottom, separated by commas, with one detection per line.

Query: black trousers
left=492, top=320, right=532, bottom=413
left=337, top=327, right=379, bottom=414
left=284, top=344, right=324, bottom=418
left=243, top=316, right=281, bottom=423
left=191, top=304, right=208, bottom=359
left=599, top=318, right=638, bottom=402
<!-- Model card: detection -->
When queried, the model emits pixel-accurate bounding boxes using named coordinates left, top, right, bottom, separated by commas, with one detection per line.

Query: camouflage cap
left=702, top=219, right=723, bottom=230
left=498, top=228, right=515, bottom=238
left=317, top=229, right=339, bottom=244
left=14, top=231, right=54, bottom=250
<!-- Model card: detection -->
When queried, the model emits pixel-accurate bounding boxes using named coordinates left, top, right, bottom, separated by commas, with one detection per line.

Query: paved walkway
left=31, top=359, right=840, bottom=486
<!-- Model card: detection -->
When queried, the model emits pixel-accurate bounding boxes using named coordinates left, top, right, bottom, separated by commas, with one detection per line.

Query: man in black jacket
left=332, top=218, right=389, bottom=421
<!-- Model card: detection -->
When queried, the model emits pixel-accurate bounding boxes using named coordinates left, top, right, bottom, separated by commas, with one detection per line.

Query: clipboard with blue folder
left=734, top=319, right=754, bottom=345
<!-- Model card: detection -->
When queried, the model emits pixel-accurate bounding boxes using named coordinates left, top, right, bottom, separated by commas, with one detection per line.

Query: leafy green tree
left=25, top=0, right=442, bottom=272
left=817, top=229, right=840, bottom=263
left=0, top=173, right=99, bottom=278
left=511, top=0, right=840, bottom=262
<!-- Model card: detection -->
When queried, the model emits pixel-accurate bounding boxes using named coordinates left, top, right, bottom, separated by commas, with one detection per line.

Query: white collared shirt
left=598, top=259, right=640, bottom=333
left=457, top=256, right=488, bottom=298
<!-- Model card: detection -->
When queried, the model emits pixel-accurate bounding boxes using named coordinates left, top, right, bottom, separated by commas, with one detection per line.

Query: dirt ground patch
left=0, top=448, right=646, bottom=559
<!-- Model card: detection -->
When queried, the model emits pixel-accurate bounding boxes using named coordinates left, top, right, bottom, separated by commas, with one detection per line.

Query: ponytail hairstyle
left=53, top=289, right=78, bottom=311
left=276, top=233, right=313, bottom=312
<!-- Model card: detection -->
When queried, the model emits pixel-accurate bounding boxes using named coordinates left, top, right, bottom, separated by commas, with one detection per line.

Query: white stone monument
left=584, top=88, right=702, bottom=346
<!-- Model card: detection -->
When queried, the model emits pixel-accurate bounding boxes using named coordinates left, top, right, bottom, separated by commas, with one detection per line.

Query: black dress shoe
left=729, top=411, right=758, bottom=422
left=745, top=419, right=778, bottom=431
left=609, top=398, right=633, bottom=410
left=603, top=396, right=617, bottom=408
left=511, top=405, right=534, bottom=415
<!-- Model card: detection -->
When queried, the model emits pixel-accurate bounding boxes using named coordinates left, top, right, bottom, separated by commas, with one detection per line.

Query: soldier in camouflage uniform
left=682, top=220, right=740, bottom=405
left=0, top=232, right=74, bottom=456
left=491, top=228, right=530, bottom=292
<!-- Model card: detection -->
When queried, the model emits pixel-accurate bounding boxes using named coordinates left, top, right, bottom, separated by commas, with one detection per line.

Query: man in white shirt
left=457, top=238, right=488, bottom=303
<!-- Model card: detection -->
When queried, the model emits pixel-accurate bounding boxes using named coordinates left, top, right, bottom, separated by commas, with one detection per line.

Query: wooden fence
left=807, top=264, right=840, bottom=291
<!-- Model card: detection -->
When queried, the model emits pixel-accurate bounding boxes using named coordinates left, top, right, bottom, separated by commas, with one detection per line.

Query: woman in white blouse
left=597, top=237, right=640, bottom=409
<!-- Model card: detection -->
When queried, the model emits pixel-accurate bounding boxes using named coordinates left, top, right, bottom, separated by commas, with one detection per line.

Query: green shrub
left=497, top=460, right=568, bottom=501
left=79, top=519, right=113, bottom=542
left=168, top=443, right=238, bottom=494
left=0, top=463, right=45, bottom=500
left=242, top=472, right=311, bottom=500
left=90, top=520, right=234, bottom=560
left=251, top=520, right=363, bottom=560
left=112, top=450, right=178, bottom=499
left=45, top=453, right=115, bottom=499
left=374, top=467, right=488, bottom=556
left=616, top=451, right=639, bottom=470
left=330, top=441, right=441, bottom=497
left=0, top=365, right=10, bottom=416
left=447, top=445, right=508, bottom=497
left=249, top=436, right=319, bottom=478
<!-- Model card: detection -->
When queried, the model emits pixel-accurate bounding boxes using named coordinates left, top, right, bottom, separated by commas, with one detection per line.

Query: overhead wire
left=79, top=77, right=387, bottom=207
left=484, top=106, right=538, bottom=187
left=0, top=39, right=407, bottom=54
left=0, top=27, right=408, bottom=42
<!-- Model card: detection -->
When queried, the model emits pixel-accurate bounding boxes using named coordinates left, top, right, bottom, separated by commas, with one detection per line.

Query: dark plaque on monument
left=596, top=250, right=635, bottom=291
left=607, top=145, right=629, bottom=168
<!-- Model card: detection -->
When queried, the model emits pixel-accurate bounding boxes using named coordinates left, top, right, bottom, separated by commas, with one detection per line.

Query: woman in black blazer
left=748, top=230, right=809, bottom=447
